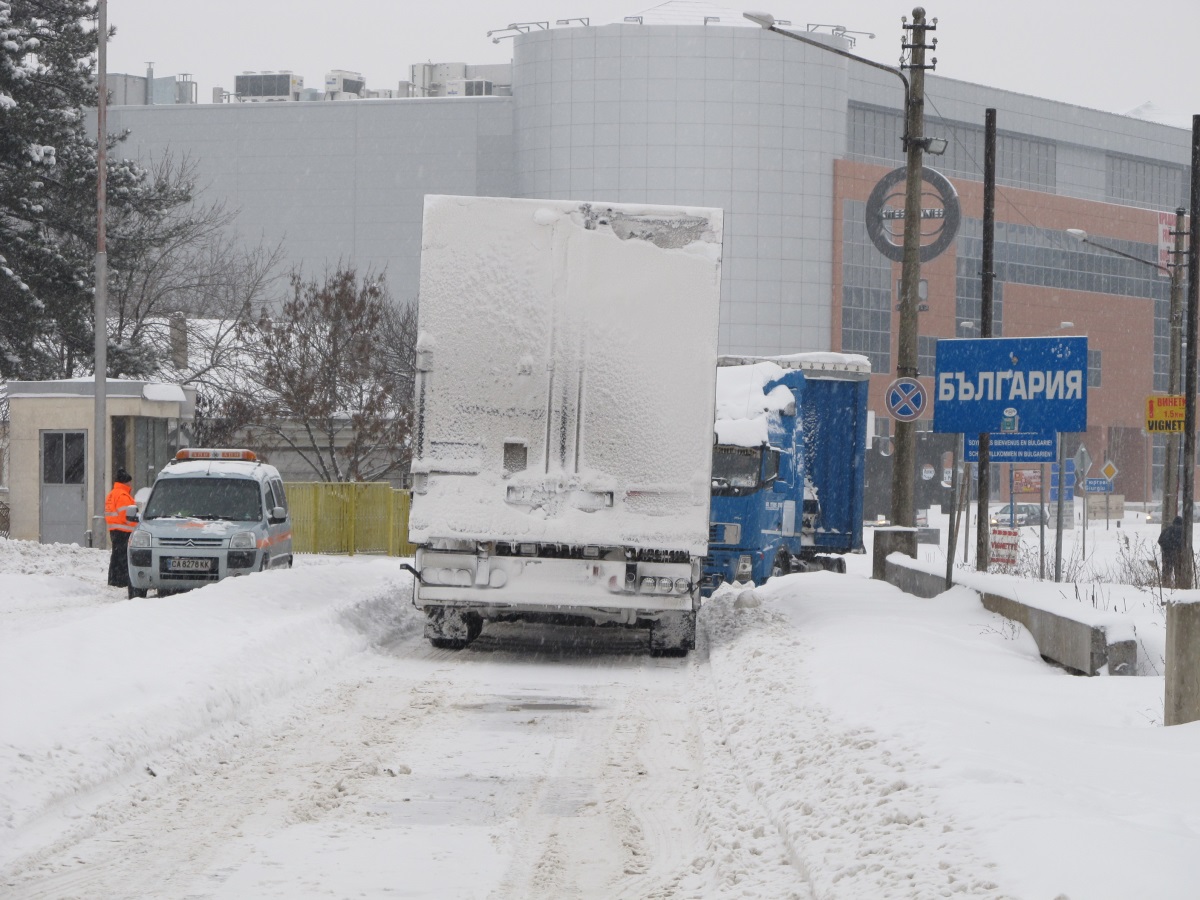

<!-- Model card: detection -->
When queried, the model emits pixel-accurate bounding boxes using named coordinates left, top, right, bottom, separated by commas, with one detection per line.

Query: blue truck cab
left=704, top=354, right=870, bottom=593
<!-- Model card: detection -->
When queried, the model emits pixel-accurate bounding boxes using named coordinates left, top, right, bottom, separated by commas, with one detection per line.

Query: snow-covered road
left=4, top=527, right=1200, bottom=899
left=3, top=553, right=815, bottom=898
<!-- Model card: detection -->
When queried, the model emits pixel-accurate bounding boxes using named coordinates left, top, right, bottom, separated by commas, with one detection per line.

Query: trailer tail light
left=674, top=578, right=690, bottom=593
left=421, top=567, right=473, bottom=586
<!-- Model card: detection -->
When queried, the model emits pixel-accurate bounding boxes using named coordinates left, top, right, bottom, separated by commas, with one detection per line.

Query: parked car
left=126, top=448, right=293, bottom=598
left=990, top=503, right=1048, bottom=527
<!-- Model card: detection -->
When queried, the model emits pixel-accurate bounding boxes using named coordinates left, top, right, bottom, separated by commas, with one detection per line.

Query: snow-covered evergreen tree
left=0, top=1, right=193, bottom=379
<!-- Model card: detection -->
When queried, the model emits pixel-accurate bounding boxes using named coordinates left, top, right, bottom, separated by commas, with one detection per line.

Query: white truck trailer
left=406, top=195, right=723, bottom=654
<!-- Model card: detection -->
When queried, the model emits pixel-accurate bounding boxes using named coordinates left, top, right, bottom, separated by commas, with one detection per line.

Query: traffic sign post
left=886, top=377, right=928, bottom=422
left=1049, top=458, right=1075, bottom=502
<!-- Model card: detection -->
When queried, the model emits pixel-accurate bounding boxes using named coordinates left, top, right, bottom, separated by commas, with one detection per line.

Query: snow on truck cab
left=126, top=448, right=293, bottom=598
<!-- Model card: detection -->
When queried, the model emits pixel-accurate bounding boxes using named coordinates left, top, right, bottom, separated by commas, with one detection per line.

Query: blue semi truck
left=703, top=354, right=870, bottom=593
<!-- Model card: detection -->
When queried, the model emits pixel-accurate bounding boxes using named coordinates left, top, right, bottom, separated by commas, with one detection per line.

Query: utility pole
left=92, top=0, right=109, bottom=550
left=1163, top=206, right=1187, bottom=529
left=976, top=108, right=996, bottom=569
left=1181, top=115, right=1200, bottom=589
left=890, top=7, right=936, bottom=528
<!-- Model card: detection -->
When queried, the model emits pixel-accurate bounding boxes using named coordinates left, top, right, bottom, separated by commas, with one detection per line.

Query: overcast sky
left=106, top=1, right=1200, bottom=125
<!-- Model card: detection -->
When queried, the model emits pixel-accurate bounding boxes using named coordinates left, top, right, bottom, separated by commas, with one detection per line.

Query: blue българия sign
left=933, top=336, right=1088, bottom=435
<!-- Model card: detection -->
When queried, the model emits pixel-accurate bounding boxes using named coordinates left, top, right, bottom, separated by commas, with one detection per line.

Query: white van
left=126, top=449, right=293, bottom=598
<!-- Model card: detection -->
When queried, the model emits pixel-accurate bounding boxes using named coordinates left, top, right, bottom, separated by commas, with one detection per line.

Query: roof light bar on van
left=175, top=448, right=257, bottom=461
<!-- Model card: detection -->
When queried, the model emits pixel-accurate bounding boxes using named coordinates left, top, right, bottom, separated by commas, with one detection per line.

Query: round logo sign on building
left=865, top=166, right=961, bottom=263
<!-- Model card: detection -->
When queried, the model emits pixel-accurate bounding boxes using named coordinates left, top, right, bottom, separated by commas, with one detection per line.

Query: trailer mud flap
left=649, top=609, right=696, bottom=652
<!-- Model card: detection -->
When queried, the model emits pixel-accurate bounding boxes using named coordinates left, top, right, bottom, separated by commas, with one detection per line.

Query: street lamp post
left=746, top=8, right=938, bottom=528
left=1067, top=220, right=1186, bottom=530
left=93, top=0, right=109, bottom=549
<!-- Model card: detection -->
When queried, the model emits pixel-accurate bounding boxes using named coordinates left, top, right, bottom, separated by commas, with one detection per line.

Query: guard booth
left=6, top=380, right=195, bottom=545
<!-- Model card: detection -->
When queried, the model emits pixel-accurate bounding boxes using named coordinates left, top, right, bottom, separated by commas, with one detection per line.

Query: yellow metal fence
left=285, top=482, right=417, bottom=557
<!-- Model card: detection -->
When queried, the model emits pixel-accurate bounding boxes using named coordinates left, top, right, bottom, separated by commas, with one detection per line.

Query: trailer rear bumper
left=411, top=548, right=699, bottom=623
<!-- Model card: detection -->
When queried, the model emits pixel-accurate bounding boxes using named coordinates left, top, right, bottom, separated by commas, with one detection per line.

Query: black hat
left=116, top=468, right=132, bottom=484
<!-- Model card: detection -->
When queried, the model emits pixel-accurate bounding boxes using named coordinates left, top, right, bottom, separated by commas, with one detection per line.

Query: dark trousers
left=108, top=529, right=131, bottom=587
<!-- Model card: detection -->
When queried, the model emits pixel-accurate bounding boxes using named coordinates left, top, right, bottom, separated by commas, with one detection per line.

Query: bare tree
left=234, top=267, right=414, bottom=482
left=102, top=155, right=286, bottom=382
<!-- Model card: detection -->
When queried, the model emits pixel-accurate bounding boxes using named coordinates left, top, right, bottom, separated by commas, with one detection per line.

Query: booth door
left=40, top=431, right=87, bottom=545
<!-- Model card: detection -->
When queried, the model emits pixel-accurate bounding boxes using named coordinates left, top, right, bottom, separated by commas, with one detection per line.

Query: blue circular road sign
left=886, top=377, right=928, bottom=422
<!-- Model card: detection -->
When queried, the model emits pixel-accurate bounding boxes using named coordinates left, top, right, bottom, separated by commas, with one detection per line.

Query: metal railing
left=284, top=482, right=416, bottom=557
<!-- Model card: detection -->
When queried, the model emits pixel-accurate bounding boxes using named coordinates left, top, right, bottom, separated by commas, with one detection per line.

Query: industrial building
left=103, top=4, right=1192, bottom=502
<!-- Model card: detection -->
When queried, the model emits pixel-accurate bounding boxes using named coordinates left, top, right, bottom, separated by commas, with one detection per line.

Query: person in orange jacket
left=105, top=468, right=137, bottom=589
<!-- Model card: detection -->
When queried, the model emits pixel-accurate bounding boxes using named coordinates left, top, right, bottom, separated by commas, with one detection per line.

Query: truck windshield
left=144, top=478, right=263, bottom=522
left=712, top=446, right=761, bottom=492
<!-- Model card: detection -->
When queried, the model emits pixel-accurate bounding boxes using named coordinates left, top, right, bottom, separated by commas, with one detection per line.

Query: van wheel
left=128, top=585, right=148, bottom=599
left=260, top=554, right=270, bottom=572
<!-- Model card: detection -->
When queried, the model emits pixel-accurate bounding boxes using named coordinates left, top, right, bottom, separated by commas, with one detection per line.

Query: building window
left=918, top=335, right=938, bottom=377
left=1107, top=154, right=1189, bottom=210
left=953, top=216, right=1170, bottom=385
left=841, top=200, right=892, bottom=372
left=954, top=218, right=1004, bottom=337
left=847, top=103, right=1056, bottom=191
left=1088, top=349, right=1102, bottom=388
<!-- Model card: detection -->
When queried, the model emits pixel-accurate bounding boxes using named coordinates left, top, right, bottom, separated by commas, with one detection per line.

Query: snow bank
left=0, top=551, right=416, bottom=866
left=706, top=568, right=1200, bottom=899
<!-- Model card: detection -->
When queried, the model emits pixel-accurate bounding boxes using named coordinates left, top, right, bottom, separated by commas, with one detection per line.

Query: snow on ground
left=2, top=506, right=1200, bottom=898
left=0, top=544, right=416, bottom=870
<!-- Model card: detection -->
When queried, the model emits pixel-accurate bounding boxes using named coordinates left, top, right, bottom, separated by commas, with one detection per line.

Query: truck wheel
left=424, top=608, right=481, bottom=649
left=771, top=549, right=791, bottom=578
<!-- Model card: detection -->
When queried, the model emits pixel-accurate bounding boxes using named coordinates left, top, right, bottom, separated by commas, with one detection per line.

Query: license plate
left=169, top=557, right=212, bottom=572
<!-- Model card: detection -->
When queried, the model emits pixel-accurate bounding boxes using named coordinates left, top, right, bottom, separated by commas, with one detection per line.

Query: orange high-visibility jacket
left=105, top=481, right=137, bottom=533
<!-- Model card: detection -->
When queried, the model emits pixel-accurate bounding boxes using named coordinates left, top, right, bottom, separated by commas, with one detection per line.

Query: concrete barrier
left=877, top=553, right=1136, bottom=677
left=872, top=527, right=917, bottom=580
left=1165, top=599, right=1200, bottom=725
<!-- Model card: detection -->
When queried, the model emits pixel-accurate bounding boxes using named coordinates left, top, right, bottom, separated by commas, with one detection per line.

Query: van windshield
left=144, top=478, right=262, bottom=522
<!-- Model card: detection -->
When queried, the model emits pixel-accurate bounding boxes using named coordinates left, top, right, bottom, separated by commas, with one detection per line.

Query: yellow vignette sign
left=1146, top=394, right=1186, bottom=433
